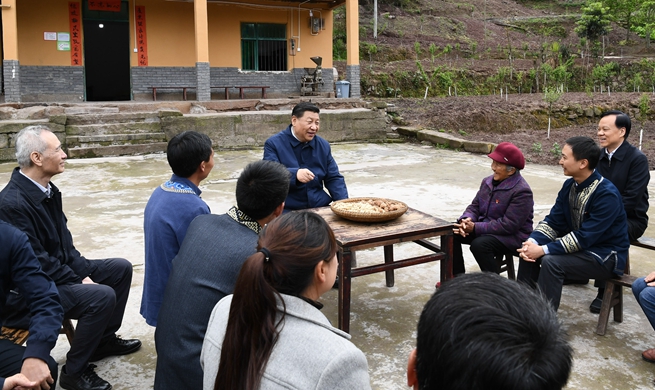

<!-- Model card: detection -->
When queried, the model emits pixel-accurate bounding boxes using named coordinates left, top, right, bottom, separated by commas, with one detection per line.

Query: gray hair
left=506, top=165, right=517, bottom=173
left=15, top=126, right=50, bottom=168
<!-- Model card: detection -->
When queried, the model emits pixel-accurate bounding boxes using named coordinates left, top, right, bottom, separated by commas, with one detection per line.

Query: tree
left=603, top=0, right=639, bottom=42
left=543, top=86, right=562, bottom=139
left=575, top=2, right=611, bottom=58
left=635, top=0, right=655, bottom=47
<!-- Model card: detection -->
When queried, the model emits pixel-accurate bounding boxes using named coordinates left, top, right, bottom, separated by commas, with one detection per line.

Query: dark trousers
left=518, top=252, right=614, bottom=311
left=58, top=258, right=132, bottom=377
left=593, top=219, right=642, bottom=290
left=453, top=233, right=510, bottom=275
left=0, top=339, right=58, bottom=382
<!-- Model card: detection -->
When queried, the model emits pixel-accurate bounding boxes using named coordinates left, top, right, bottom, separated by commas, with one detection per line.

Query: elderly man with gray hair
left=0, top=126, right=141, bottom=390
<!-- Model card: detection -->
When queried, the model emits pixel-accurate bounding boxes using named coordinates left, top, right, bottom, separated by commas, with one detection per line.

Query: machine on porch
left=300, top=56, right=324, bottom=96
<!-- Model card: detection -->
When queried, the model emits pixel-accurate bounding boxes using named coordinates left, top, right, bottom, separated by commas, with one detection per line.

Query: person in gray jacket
left=201, top=211, right=371, bottom=390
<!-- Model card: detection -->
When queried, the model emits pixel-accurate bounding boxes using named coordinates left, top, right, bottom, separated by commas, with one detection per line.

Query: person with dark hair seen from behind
left=141, top=130, right=214, bottom=327
left=452, top=142, right=533, bottom=275
left=517, top=136, right=629, bottom=312
left=264, top=102, right=348, bottom=211
left=585, top=110, right=649, bottom=314
left=201, top=211, right=371, bottom=390
left=407, top=272, right=572, bottom=390
left=154, top=160, right=290, bottom=390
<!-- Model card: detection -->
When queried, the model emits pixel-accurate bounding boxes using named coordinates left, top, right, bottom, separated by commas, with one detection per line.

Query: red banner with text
left=88, top=0, right=122, bottom=12
left=68, top=2, right=82, bottom=66
left=136, top=6, right=148, bottom=66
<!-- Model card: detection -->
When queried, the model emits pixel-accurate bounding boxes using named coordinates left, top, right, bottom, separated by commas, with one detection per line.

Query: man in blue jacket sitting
left=263, top=102, right=348, bottom=210
left=517, top=136, right=629, bottom=311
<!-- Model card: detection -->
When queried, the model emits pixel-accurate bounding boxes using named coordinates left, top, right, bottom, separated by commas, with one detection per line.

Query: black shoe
left=563, top=279, right=589, bottom=285
left=589, top=297, right=603, bottom=314
left=60, top=364, right=111, bottom=390
left=89, top=336, right=141, bottom=362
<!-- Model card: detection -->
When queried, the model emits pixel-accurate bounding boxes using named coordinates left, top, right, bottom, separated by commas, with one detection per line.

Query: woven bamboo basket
left=330, top=197, right=408, bottom=222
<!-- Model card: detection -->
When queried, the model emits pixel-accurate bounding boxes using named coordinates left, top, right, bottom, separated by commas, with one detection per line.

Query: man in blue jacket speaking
left=264, top=102, right=348, bottom=210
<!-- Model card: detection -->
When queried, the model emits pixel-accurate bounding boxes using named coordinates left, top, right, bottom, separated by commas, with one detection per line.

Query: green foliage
left=639, top=94, right=651, bottom=120
left=362, top=42, right=378, bottom=61
left=591, top=62, right=619, bottom=85
left=429, top=43, right=438, bottom=62
left=575, top=2, right=611, bottom=51
left=543, top=86, right=562, bottom=110
left=550, top=142, right=562, bottom=158
left=414, top=42, right=422, bottom=59
left=332, top=6, right=347, bottom=61
left=531, top=142, right=543, bottom=154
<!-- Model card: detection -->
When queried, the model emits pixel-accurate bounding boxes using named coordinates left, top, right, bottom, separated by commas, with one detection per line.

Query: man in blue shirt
left=141, top=131, right=213, bottom=326
left=263, top=102, right=348, bottom=210
left=0, top=220, right=63, bottom=390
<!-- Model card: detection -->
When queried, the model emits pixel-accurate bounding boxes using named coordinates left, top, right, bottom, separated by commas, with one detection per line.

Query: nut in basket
left=330, top=197, right=408, bottom=222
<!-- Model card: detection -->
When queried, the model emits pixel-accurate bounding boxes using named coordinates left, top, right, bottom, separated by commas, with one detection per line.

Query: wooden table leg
left=338, top=248, right=353, bottom=333
left=239, top=87, right=245, bottom=99
left=440, top=233, right=454, bottom=282
left=262, top=87, right=267, bottom=98
left=152, top=87, right=157, bottom=101
left=224, top=88, right=229, bottom=100
left=183, top=87, right=188, bottom=101
left=384, top=245, right=395, bottom=287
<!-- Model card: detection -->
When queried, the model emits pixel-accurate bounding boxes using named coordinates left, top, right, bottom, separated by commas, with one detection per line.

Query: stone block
left=0, top=134, right=7, bottom=148
left=417, top=130, right=464, bottom=149
left=462, top=141, right=494, bottom=153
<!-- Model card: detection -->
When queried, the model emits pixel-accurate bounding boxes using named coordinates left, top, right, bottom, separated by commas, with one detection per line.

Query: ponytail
left=214, top=211, right=337, bottom=390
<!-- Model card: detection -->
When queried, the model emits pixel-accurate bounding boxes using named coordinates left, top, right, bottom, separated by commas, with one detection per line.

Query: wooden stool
left=595, top=237, right=655, bottom=335
left=496, top=250, right=517, bottom=280
left=0, top=318, right=75, bottom=345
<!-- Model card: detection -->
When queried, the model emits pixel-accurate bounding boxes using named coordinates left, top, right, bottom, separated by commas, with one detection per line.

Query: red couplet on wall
left=68, top=2, right=82, bottom=66
left=136, top=6, right=148, bottom=66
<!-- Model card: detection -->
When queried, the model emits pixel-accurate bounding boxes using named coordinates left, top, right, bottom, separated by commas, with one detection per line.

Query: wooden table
left=311, top=207, right=454, bottom=333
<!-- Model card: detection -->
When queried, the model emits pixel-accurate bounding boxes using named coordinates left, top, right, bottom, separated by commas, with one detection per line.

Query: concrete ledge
left=396, top=126, right=495, bottom=154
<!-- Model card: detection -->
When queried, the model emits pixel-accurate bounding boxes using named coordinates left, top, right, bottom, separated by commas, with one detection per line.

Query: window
left=241, top=23, right=287, bottom=71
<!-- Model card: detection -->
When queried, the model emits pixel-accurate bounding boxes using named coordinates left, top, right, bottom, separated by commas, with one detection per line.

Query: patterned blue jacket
left=530, top=170, right=629, bottom=275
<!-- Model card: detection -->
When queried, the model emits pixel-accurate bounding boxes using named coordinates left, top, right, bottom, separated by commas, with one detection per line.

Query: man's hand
left=645, top=271, right=655, bottom=286
left=21, top=358, right=53, bottom=390
left=296, top=168, right=315, bottom=183
left=3, top=373, right=37, bottom=390
left=518, top=241, right=544, bottom=262
left=453, top=218, right=474, bottom=237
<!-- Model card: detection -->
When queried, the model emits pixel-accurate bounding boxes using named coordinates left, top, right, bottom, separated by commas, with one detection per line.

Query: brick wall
left=20, top=65, right=84, bottom=101
left=3, top=60, right=21, bottom=103
left=131, top=66, right=335, bottom=100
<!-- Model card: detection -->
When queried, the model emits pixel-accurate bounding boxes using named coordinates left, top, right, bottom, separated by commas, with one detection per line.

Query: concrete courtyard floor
left=1, top=142, right=655, bottom=389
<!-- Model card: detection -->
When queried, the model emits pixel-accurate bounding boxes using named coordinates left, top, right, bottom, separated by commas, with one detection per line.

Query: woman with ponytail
left=200, top=211, right=371, bottom=390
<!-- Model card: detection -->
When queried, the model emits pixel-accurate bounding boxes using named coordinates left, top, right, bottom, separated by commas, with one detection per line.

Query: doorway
left=82, top=2, right=130, bottom=101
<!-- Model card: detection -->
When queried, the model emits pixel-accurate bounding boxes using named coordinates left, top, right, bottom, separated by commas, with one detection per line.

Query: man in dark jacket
left=263, top=102, right=348, bottom=210
left=517, top=136, right=629, bottom=311
left=0, top=126, right=141, bottom=390
left=588, top=110, right=650, bottom=313
left=0, top=220, right=63, bottom=390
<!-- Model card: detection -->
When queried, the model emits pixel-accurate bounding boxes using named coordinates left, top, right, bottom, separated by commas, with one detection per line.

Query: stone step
left=66, top=132, right=167, bottom=148
left=66, top=112, right=163, bottom=125
left=66, top=121, right=163, bottom=136
left=66, top=142, right=168, bottom=158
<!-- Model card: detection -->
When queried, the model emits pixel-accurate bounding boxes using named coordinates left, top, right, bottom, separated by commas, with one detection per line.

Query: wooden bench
left=596, top=236, right=655, bottom=335
left=0, top=318, right=75, bottom=345
left=150, top=86, right=195, bottom=101
left=212, top=86, right=269, bottom=99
